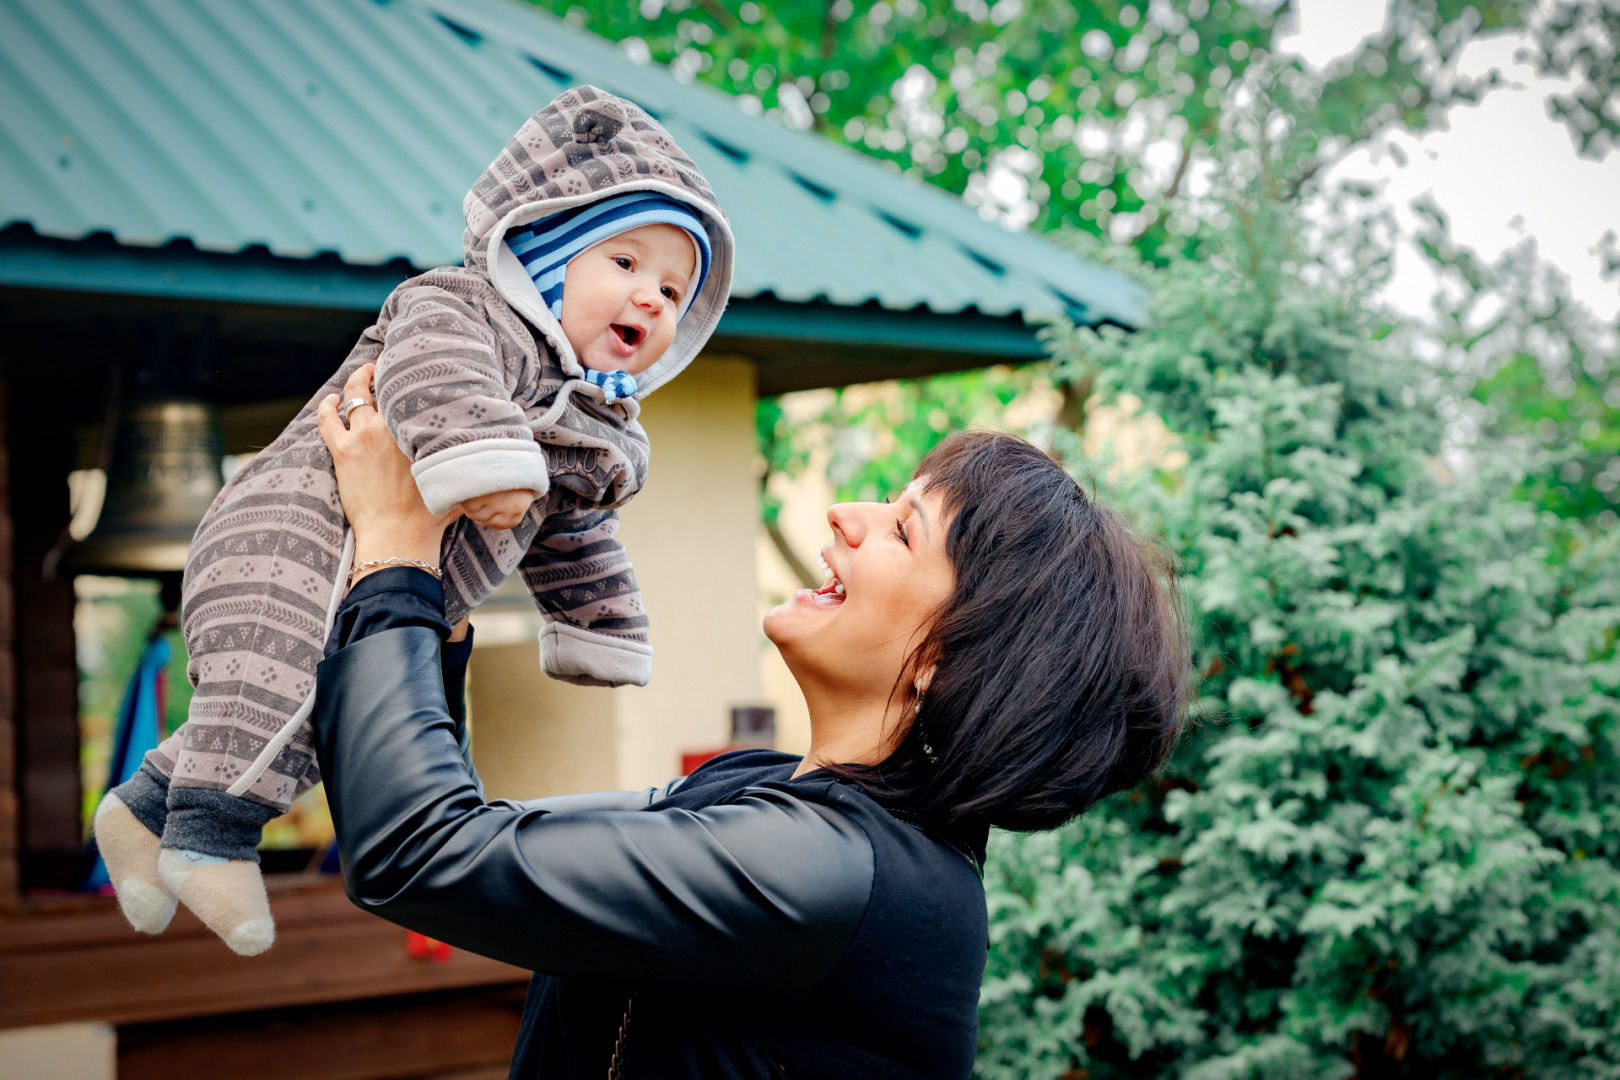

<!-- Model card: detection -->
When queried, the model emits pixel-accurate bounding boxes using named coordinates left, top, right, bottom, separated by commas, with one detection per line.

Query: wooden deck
left=0, top=874, right=528, bottom=1030
left=1, top=874, right=532, bottom=1078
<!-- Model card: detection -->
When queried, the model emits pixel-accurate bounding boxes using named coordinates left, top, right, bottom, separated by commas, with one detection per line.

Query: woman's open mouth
left=796, top=553, right=845, bottom=607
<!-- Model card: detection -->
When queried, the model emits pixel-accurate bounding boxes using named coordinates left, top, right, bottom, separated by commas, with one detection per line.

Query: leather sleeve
left=323, top=567, right=482, bottom=792
left=312, top=627, right=873, bottom=998
left=492, top=777, right=686, bottom=815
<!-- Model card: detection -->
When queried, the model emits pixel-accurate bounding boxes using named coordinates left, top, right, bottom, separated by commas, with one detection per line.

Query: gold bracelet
left=350, top=557, right=442, bottom=580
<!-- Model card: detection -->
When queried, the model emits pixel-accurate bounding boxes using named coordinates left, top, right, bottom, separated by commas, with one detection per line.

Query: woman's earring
left=915, top=686, right=938, bottom=765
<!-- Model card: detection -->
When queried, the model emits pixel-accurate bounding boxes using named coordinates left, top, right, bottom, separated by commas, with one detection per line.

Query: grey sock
left=162, top=787, right=279, bottom=863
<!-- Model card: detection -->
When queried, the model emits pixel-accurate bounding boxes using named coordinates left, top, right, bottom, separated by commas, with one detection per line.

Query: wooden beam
left=0, top=877, right=528, bottom=1030
left=116, top=984, right=527, bottom=1080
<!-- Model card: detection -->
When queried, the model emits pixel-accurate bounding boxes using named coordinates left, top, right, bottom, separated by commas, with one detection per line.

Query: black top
left=314, top=569, right=989, bottom=1079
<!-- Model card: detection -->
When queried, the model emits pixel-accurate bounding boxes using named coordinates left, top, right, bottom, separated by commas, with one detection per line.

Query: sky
left=1278, top=0, right=1620, bottom=323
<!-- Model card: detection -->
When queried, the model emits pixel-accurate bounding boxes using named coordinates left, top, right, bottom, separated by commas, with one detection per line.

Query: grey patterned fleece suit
left=110, top=87, right=736, bottom=861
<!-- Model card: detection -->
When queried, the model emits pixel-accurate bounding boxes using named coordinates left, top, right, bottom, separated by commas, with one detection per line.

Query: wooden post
left=7, top=370, right=82, bottom=892
left=0, top=378, right=17, bottom=913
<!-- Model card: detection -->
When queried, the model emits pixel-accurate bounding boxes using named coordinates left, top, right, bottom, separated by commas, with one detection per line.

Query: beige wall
left=0, top=1022, right=115, bottom=1080
left=613, top=356, right=764, bottom=789
left=466, top=645, right=618, bottom=801
left=469, top=356, right=765, bottom=799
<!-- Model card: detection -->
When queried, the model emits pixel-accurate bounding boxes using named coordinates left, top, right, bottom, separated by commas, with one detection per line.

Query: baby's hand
left=460, top=489, right=536, bottom=530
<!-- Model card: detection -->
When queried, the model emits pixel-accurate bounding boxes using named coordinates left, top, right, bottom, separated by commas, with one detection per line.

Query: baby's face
left=560, top=223, right=697, bottom=377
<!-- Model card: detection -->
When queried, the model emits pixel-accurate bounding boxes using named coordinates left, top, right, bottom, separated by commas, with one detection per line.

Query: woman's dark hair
left=837, top=431, right=1190, bottom=833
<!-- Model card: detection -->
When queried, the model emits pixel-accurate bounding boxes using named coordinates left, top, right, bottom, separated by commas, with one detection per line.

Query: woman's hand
left=316, top=363, right=460, bottom=584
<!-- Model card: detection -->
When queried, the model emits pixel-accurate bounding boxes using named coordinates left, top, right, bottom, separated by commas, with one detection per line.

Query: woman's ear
left=914, top=665, right=936, bottom=697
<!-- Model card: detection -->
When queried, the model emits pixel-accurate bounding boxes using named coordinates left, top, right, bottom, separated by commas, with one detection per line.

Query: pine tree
left=976, top=119, right=1620, bottom=1080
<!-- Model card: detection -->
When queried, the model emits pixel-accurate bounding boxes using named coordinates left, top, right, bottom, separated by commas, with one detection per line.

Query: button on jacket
left=312, top=570, right=989, bottom=1079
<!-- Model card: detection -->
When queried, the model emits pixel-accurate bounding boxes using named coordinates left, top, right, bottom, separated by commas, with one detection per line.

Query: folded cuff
left=411, top=439, right=550, bottom=516
left=110, top=760, right=173, bottom=837
left=539, top=622, right=653, bottom=687
left=162, top=787, right=281, bottom=863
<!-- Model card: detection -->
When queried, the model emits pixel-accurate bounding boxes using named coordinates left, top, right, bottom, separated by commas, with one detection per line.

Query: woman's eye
left=895, top=520, right=909, bottom=546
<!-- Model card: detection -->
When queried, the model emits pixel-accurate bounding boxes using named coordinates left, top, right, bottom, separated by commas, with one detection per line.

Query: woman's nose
left=827, top=502, right=868, bottom=546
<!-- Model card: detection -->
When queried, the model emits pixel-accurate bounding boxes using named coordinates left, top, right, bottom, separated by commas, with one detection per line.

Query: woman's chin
left=763, top=589, right=844, bottom=643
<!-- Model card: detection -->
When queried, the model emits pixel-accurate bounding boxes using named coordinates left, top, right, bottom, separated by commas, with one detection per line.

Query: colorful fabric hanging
left=84, top=633, right=170, bottom=891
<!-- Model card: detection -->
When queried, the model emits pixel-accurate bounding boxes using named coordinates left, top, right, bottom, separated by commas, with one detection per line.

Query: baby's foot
left=158, top=849, right=276, bottom=956
left=94, top=793, right=178, bottom=934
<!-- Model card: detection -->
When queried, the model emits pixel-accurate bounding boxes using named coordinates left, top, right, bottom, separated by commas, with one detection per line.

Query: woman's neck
left=791, top=681, right=903, bottom=779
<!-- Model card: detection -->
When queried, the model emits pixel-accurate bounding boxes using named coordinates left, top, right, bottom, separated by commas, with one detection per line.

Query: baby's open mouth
left=611, top=324, right=642, bottom=346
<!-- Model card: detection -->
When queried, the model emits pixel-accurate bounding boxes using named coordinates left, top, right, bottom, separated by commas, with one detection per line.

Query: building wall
left=0, top=1021, right=115, bottom=1080
left=463, top=650, right=618, bottom=801
left=468, top=356, right=763, bottom=799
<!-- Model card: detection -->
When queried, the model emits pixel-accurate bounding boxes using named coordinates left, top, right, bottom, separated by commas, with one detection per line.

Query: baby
left=91, top=87, right=734, bottom=954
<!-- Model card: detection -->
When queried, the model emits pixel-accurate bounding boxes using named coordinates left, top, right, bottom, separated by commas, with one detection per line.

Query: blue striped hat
left=505, top=192, right=712, bottom=323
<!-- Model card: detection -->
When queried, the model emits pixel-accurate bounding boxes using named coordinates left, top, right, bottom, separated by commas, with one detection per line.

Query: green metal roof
left=0, top=0, right=1140, bottom=334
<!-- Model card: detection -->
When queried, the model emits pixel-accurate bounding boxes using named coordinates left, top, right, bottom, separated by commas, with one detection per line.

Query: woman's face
left=764, top=482, right=956, bottom=705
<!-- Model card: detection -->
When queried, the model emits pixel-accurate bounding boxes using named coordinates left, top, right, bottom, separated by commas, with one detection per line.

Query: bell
left=61, top=399, right=225, bottom=578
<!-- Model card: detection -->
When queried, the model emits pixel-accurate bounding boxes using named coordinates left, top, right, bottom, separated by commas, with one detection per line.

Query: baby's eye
left=614, top=256, right=633, bottom=270
left=661, top=285, right=680, bottom=302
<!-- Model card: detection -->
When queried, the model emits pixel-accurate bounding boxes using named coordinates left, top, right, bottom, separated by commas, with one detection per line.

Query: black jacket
left=313, top=570, right=988, bottom=1079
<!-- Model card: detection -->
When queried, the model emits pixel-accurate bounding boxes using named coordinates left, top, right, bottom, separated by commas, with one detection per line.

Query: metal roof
left=0, top=0, right=1140, bottom=329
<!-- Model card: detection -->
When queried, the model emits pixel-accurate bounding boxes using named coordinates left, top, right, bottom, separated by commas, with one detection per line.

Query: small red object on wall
left=681, top=748, right=725, bottom=775
left=680, top=707, right=776, bottom=776
left=406, top=930, right=452, bottom=963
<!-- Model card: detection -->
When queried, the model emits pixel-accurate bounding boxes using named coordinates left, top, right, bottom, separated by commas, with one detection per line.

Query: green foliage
left=1473, top=350, right=1620, bottom=521
left=826, top=365, right=1042, bottom=502
left=756, top=395, right=807, bottom=530
left=527, top=0, right=1527, bottom=261
left=1415, top=201, right=1620, bottom=525
left=976, top=118, right=1620, bottom=1078
left=1532, top=0, right=1620, bottom=160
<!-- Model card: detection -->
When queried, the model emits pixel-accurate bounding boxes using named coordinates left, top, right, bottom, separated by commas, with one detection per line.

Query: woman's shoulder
left=793, top=776, right=986, bottom=882
left=670, top=747, right=801, bottom=795
left=657, top=751, right=984, bottom=890
left=678, top=752, right=984, bottom=882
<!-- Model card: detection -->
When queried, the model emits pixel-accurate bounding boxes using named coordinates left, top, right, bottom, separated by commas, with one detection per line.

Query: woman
left=311, top=364, right=1189, bottom=1079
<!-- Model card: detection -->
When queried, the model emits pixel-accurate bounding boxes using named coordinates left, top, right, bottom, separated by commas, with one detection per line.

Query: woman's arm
left=322, top=566, right=482, bottom=789
left=313, top=626, right=872, bottom=996
left=313, top=364, right=873, bottom=995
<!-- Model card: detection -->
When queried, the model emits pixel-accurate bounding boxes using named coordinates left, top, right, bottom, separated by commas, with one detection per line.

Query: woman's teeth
left=815, top=555, right=845, bottom=595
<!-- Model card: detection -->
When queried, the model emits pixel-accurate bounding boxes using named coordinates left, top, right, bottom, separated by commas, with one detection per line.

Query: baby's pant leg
left=163, top=653, right=326, bottom=860
left=165, top=526, right=339, bottom=861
